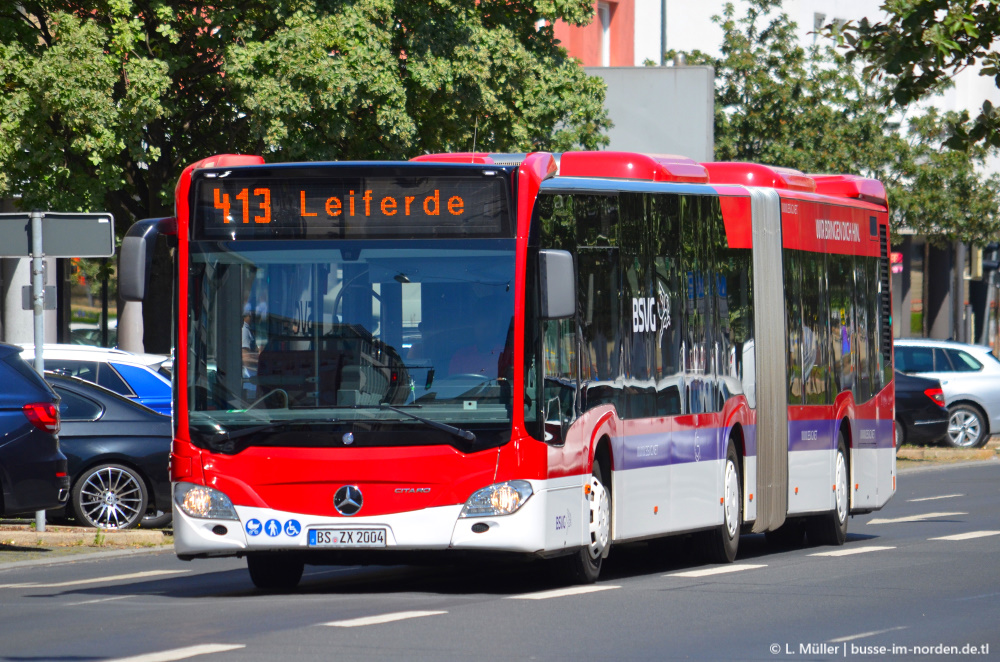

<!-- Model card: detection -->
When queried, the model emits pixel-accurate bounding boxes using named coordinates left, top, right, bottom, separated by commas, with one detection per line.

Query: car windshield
left=188, top=239, right=516, bottom=445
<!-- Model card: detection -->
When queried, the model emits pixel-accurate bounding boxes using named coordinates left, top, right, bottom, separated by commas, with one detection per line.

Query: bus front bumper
left=171, top=478, right=587, bottom=559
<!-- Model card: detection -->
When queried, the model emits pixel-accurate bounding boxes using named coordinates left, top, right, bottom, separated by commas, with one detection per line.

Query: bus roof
left=412, top=151, right=886, bottom=207
left=189, top=151, right=887, bottom=208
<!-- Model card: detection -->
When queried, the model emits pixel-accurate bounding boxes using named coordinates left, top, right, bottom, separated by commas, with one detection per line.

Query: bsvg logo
left=632, top=297, right=657, bottom=333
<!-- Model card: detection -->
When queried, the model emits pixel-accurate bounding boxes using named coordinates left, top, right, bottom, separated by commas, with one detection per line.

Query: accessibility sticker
left=264, top=519, right=282, bottom=537
left=284, top=519, right=301, bottom=537
left=245, top=519, right=262, bottom=536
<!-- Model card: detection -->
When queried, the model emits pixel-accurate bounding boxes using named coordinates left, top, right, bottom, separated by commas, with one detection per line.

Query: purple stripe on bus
left=787, top=419, right=837, bottom=452
left=742, top=424, right=757, bottom=456
left=786, top=418, right=894, bottom=451
left=618, top=428, right=726, bottom=470
left=611, top=417, right=891, bottom=471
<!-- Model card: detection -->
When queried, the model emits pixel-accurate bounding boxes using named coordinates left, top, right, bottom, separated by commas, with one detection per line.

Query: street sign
left=0, top=212, right=114, bottom=257
left=21, top=285, right=56, bottom=310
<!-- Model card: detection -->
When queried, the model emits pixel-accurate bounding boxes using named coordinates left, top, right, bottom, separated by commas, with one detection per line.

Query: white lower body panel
left=613, top=459, right=725, bottom=541
left=787, top=449, right=836, bottom=515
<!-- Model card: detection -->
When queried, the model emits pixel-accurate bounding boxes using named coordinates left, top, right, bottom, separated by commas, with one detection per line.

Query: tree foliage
left=837, top=0, right=1000, bottom=151
left=679, top=0, right=1000, bottom=245
left=679, top=0, right=900, bottom=176
left=0, top=1, right=610, bottom=229
left=891, top=108, right=1000, bottom=242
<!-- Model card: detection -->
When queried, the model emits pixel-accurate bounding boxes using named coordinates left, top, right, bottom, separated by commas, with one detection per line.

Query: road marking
left=828, top=626, right=908, bottom=643
left=666, top=564, right=767, bottom=578
left=1, top=569, right=187, bottom=589
left=0, top=570, right=186, bottom=590
left=323, top=611, right=447, bottom=627
left=506, top=585, right=620, bottom=600
left=956, top=591, right=1000, bottom=602
left=303, top=567, right=359, bottom=578
left=809, top=545, right=895, bottom=557
left=930, top=530, right=1000, bottom=541
left=106, top=644, right=245, bottom=662
left=66, top=594, right=136, bottom=606
left=866, top=511, right=966, bottom=525
left=908, top=494, right=963, bottom=502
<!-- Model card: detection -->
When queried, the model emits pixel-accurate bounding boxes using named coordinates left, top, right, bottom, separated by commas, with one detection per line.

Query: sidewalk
left=0, top=523, right=172, bottom=566
left=0, top=524, right=170, bottom=547
left=897, top=435, right=1000, bottom=467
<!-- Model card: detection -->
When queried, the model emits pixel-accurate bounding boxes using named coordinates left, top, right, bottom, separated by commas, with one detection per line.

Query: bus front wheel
left=704, top=440, right=741, bottom=563
left=563, top=459, right=610, bottom=584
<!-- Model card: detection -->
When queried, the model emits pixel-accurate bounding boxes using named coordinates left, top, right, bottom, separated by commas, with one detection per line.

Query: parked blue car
left=0, top=343, right=69, bottom=516
left=19, top=344, right=172, bottom=415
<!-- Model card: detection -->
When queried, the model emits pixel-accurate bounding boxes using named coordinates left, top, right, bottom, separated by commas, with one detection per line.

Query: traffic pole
left=30, top=211, right=46, bottom=533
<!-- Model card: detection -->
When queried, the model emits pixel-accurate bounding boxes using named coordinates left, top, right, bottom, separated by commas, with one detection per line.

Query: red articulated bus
left=121, top=151, right=896, bottom=589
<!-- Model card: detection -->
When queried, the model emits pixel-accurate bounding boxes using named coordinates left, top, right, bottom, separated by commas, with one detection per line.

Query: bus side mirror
left=120, top=217, right=176, bottom=301
left=539, top=249, right=575, bottom=319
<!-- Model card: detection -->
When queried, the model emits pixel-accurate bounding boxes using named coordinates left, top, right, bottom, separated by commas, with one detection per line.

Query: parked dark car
left=894, top=370, right=949, bottom=451
left=46, top=373, right=172, bottom=529
left=0, top=343, right=69, bottom=516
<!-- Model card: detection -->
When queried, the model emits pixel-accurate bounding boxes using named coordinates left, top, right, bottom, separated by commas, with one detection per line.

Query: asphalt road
left=1, top=461, right=998, bottom=662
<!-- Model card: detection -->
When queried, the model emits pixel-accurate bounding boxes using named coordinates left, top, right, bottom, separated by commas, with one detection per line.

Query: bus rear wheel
left=563, top=459, right=610, bottom=584
left=806, top=437, right=848, bottom=546
left=247, top=553, right=304, bottom=591
left=704, top=440, right=741, bottom=563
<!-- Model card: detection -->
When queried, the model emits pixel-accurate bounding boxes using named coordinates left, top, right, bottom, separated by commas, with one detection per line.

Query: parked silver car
left=894, top=338, right=1000, bottom=448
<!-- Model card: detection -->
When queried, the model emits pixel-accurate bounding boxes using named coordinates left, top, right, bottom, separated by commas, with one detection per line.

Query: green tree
left=891, top=108, right=1000, bottom=244
left=837, top=0, right=1000, bottom=150
left=678, top=0, right=899, bottom=177
left=679, top=0, right=1000, bottom=244
left=0, top=0, right=609, bottom=228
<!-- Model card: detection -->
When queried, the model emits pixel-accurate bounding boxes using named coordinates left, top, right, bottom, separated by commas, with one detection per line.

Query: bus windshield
left=188, top=238, right=516, bottom=450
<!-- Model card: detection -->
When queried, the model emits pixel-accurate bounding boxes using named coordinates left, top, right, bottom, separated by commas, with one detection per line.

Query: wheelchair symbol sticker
left=245, top=519, right=262, bottom=536
left=284, top=520, right=301, bottom=537
left=264, top=519, right=282, bottom=537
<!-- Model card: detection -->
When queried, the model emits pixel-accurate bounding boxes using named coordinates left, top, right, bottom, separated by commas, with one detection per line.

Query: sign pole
left=0, top=209, right=114, bottom=532
left=30, top=211, right=47, bottom=532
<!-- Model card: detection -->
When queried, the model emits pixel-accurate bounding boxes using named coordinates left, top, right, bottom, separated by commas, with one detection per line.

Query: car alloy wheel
left=72, top=464, right=148, bottom=530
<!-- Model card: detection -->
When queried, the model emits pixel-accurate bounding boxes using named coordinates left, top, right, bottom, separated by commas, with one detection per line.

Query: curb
left=0, top=529, right=169, bottom=547
left=897, top=456, right=999, bottom=474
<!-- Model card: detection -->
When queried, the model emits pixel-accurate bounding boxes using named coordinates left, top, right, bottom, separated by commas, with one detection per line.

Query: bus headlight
left=459, top=481, right=533, bottom=518
left=174, top=482, right=239, bottom=520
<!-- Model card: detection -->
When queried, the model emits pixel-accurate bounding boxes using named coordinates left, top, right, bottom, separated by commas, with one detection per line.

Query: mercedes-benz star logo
left=334, top=485, right=364, bottom=516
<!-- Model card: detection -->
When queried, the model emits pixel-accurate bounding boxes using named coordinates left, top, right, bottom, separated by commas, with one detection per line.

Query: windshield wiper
left=204, top=420, right=330, bottom=451
left=379, top=403, right=476, bottom=442
left=202, top=404, right=475, bottom=450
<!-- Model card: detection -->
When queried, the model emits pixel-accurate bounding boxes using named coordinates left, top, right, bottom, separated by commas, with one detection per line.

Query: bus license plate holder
left=308, top=528, right=386, bottom=548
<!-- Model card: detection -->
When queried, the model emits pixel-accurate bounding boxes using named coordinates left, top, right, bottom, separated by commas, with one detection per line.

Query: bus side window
left=543, top=318, right=578, bottom=438
left=783, top=251, right=801, bottom=404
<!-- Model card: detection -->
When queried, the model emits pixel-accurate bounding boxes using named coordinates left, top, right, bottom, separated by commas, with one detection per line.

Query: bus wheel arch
left=703, top=435, right=741, bottom=563
left=727, top=424, right=746, bottom=485
left=562, top=436, right=612, bottom=584
left=590, top=436, right=612, bottom=560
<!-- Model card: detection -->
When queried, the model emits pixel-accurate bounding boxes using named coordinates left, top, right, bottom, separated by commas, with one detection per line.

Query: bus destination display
left=192, top=175, right=510, bottom=239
